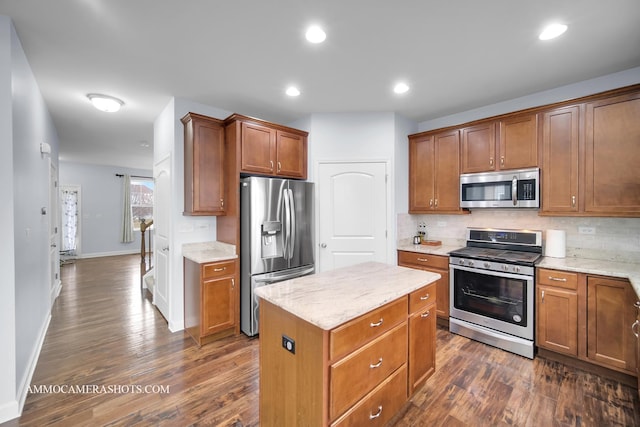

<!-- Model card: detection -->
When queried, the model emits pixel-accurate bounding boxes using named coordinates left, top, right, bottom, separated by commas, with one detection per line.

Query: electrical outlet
left=282, top=335, right=295, bottom=354
left=578, top=226, right=596, bottom=235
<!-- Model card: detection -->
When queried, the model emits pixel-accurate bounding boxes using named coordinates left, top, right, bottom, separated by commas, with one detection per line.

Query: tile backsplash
left=398, top=210, right=640, bottom=263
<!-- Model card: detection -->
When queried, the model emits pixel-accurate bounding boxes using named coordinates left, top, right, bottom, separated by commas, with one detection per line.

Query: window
left=131, top=178, right=154, bottom=230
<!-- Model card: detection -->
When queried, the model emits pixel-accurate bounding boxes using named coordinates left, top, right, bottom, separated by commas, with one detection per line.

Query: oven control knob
left=468, top=261, right=474, bottom=267
left=502, top=265, right=508, bottom=271
left=514, top=266, right=521, bottom=273
left=483, top=262, right=490, bottom=268
left=458, top=259, right=464, bottom=265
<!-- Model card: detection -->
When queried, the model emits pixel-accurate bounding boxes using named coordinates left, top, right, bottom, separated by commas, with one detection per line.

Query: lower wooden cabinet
left=398, top=250, right=449, bottom=319
left=408, top=283, right=436, bottom=395
left=536, top=268, right=637, bottom=376
left=184, top=258, right=238, bottom=345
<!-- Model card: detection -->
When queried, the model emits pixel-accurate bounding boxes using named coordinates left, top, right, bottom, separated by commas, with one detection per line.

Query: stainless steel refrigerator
left=240, top=176, right=315, bottom=336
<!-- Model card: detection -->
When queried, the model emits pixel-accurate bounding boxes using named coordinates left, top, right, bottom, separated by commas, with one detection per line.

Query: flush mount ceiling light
left=393, top=82, right=410, bottom=94
left=87, top=93, right=124, bottom=112
left=539, top=23, right=568, bottom=40
left=305, top=25, right=326, bottom=43
left=286, top=86, right=301, bottom=97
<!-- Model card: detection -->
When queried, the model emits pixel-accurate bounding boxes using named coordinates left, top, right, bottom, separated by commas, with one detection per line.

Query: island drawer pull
left=369, top=405, right=383, bottom=420
left=369, top=358, right=383, bottom=369
left=417, top=257, right=428, bottom=262
left=421, top=310, right=431, bottom=318
left=548, top=276, right=567, bottom=282
left=214, top=267, right=226, bottom=272
left=370, top=318, right=384, bottom=327
left=420, top=293, right=430, bottom=301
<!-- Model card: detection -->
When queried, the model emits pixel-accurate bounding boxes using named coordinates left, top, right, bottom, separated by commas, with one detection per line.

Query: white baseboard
left=16, top=312, right=52, bottom=417
left=77, top=250, right=140, bottom=259
left=0, top=399, right=20, bottom=424
left=50, top=279, right=62, bottom=305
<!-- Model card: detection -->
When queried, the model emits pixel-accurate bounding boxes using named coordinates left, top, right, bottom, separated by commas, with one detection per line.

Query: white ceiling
left=2, top=1, right=640, bottom=170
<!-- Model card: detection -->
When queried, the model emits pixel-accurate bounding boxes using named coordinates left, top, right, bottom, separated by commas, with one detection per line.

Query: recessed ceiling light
left=393, top=82, right=410, bottom=94
left=87, top=93, right=124, bottom=112
left=539, top=23, right=568, bottom=40
left=286, top=86, right=301, bottom=97
left=305, top=25, right=326, bottom=43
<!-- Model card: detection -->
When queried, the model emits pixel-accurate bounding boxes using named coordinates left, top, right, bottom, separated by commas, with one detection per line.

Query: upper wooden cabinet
left=409, top=129, right=464, bottom=213
left=584, top=92, right=640, bottom=215
left=181, top=112, right=226, bottom=216
left=460, top=113, right=538, bottom=173
left=236, top=117, right=308, bottom=179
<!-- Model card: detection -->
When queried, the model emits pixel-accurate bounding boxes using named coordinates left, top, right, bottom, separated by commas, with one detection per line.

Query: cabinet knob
left=571, top=195, right=576, bottom=208
left=500, top=156, right=505, bottom=166
left=277, top=161, right=282, bottom=172
left=270, top=160, right=274, bottom=171
left=632, top=319, right=640, bottom=338
left=434, top=199, right=438, bottom=208
left=429, top=199, right=433, bottom=208
left=541, top=290, right=545, bottom=302
left=489, top=158, right=494, bottom=167
left=220, top=198, right=224, bottom=207
left=634, top=301, right=640, bottom=309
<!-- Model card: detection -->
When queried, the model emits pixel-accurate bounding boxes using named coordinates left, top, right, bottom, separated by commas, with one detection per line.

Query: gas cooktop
left=448, top=246, right=542, bottom=265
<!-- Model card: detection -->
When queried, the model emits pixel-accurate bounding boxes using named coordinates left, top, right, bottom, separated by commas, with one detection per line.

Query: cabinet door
left=202, top=275, right=236, bottom=336
left=408, top=303, right=436, bottom=395
left=584, top=92, right=640, bottom=215
left=586, top=276, right=637, bottom=373
left=541, top=106, right=580, bottom=213
left=435, top=268, right=450, bottom=319
left=409, top=134, right=435, bottom=212
left=433, top=130, right=460, bottom=212
left=241, top=122, right=276, bottom=175
left=497, top=113, right=539, bottom=170
left=461, top=122, right=495, bottom=173
left=536, top=285, right=578, bottom=356
left=275, top=130, right=306, bottom=178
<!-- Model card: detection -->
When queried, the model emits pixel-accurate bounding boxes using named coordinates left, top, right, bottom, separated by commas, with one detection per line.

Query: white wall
left=58, top=161, right=152, bottom=257
left=0, top=16, right=60, bottom=423
left=153, top=97, right=232, bottom=331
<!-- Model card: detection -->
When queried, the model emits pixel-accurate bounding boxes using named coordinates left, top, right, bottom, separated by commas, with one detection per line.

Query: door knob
left=320, top=243, right=327, bottom=248
left=162, top=246, right=169, bottom=252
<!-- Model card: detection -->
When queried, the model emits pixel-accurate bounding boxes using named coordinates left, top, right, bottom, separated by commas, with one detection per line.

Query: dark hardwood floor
left=3, top=254, right=638, bottom=426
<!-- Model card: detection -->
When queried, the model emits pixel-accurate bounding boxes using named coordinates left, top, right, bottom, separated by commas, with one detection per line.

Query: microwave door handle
left=512, top=176, right=518, bottom=206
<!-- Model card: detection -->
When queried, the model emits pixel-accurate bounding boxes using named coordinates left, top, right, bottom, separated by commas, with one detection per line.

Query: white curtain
left=121, top=174, right=134, bottom=243
left=61, top=188, right=79, bottom=253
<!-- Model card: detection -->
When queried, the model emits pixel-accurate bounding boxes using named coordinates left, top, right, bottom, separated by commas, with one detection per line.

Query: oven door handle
left=449, top=264, right=533, bottom=282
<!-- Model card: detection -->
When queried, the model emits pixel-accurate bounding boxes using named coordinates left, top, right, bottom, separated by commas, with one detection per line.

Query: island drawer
left=202, top=260, right=236, bottom=279
left=330, top=297, right=407, bottom=361
left=329, top=323, right=408, bottom=421
left=398, top=250, right=449, bottom=270
left=409, top=282, right=436, bottom=314
left=537, top=268, right=578, bottom=290
left=330, top=364, right=407, bottom=427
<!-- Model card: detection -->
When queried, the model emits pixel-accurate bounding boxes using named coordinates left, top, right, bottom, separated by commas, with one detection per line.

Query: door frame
left=49, top=160, right=61, bottom=305
left=315, top=159, right=393, bottom=271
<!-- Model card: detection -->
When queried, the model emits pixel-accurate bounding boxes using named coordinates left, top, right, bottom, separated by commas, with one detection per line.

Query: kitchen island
left=254, top=262, right=441, bottom=427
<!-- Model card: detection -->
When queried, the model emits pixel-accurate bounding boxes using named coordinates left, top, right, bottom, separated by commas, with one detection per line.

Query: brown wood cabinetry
left=181, top=112, right=226, bottom=215
left=536, top=268, right=579, bottom=356
left=460, top=113, right=538, bottom=173
left=397, top=250, right=449, bottom=319
left=408, top=283, right=436, bottom=395
left=536, top=267, right=638, bottom=377
left=236, top=116, right=308, bottom=179
left=409, top=129, right=463, bottom=213
left=635, top=300, right=640, bottom=397
left=584, top=92, right=640, bottom=215
left=184, top=258, right=238, bottom=345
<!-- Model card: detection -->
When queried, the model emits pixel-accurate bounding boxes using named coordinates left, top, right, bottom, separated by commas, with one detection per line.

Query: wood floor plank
left=2, top=254, right=638, bottom=427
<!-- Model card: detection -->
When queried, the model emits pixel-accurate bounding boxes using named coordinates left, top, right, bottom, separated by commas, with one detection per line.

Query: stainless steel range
left=449, top=228, right=542, bottom=359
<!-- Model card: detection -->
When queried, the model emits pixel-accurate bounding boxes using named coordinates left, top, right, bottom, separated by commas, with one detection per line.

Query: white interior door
left=49, top=160, right=61, bottom=304
left=153, top=155, right=171, bottom=319
left=317, top=162, right=388, bottom=272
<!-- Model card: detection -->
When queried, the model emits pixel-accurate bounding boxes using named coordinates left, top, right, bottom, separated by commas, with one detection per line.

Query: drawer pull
left=632, top=320, right=640, bottom=338
left=369, top=358, right=383, bottom=369
left=421, top=310, right=431, bottom=318
left=417, top=257, right=428, bottom=262
left=369, top=405, right=383, bottom=420
left=370, top=318, right=384, bottom=327
left=214, top=267, right=226, bottom=272
left=634, top=301, right=640, bottom=309
left=420, top=293, right=430, bottom=301
left=548, top=276, right=567, bottom=282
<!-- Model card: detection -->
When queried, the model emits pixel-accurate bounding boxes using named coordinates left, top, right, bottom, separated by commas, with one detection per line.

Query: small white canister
left=545, top=229, right=566, bottom=258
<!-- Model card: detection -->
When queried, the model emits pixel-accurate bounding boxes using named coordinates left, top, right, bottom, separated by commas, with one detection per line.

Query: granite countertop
left=254, top=262, right=441, bottom=331
left=538, top=257, right=640, bottom=299
left=182, top=241, right=237, bottom=264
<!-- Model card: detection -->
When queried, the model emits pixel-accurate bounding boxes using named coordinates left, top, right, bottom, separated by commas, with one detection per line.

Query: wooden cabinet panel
left=635, top=301, right=640, bottom=397
left=498, top=114, right=539, bottom=170
left=202, top=275, right=235, bottom=335
left=408, top=130, right=462, bottom=213
left=330, top=297, right=407, bottom=361
left=408, top=302, right=436, bottom=395
left=398, top=251, right=449, bottom=319
left=461, top=122, right=495, bottom=173
left=241, top=122, right=276, bottom=175
left=585, top=92, right=640, bottom=214
left=408, top=283, right=436, bottom=314
left=541, top=106, right=580, bottom=213
left=182, top=113, right=225, bottom=215
left=330, top=323, right=407, bottom=421
left=276, top=130, right=306, bottom=178
left=331, top=365, right=407, bottom=427
left=202, top=259, right=236, bottom=279
left=537, top=268, right=578, bottom=290
left=586, top=276, right=637, bottom=373
left=537, top=285, right=578, bottom=356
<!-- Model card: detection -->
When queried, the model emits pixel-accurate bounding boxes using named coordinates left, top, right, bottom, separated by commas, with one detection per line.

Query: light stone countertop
left=182, top=241, right=237, bottom=264
left=397, top=243, right=463, bottom=257
left=254, top=262, right=441, bottom=331
left=538, top=257, right=640, bottom=299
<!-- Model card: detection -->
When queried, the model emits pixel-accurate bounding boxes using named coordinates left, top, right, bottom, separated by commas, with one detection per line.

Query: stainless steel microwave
left=460, top=168, right=539, bottom=208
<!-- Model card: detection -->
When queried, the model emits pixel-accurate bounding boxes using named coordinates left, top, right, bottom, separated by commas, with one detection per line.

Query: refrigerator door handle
left=253, top=266, right=315, bottom=283
left=283, top=187, right=291, bottom=260
left=288, top=188, right=296, bottom=260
